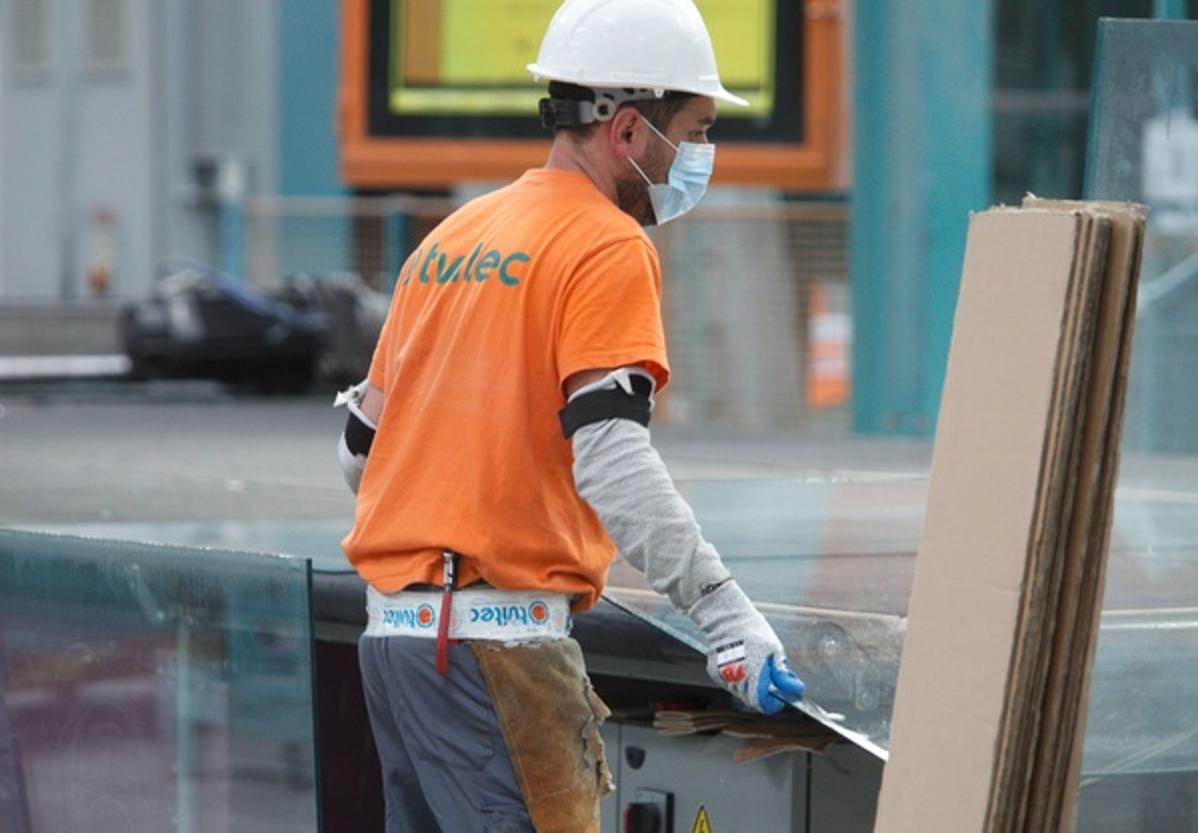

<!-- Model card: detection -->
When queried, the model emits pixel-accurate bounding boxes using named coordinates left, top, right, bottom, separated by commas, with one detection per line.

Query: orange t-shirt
left=341, top=168, right=670, bottom=611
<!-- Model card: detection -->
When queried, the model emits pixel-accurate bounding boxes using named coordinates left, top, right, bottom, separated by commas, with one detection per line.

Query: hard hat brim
left=709, top=88, right=751, bottom=108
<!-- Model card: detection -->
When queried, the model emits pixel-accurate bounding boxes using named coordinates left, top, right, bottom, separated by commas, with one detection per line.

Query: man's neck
left=544, top=137, right=617, bottom=205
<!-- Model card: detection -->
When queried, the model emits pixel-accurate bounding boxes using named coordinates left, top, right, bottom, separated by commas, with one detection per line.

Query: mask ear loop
left=627, top=156, right=654, bottom=187
left=639, top=116, right=680, bottom=153
left=627, top=114, right=679, bottom=187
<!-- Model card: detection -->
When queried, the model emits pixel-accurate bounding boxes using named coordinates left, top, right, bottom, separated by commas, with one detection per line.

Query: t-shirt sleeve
left=556, top=236, right=670, bottom=392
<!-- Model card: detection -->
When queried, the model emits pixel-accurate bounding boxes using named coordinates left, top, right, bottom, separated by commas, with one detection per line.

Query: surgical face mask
left=628, top=118, right=715, bottom=226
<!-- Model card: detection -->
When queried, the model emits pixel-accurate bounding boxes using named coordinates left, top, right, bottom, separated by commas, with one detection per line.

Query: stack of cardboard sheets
left=875, top=199, right=1146, bottom=833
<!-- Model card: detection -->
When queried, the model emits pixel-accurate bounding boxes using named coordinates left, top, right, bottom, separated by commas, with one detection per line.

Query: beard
left=616, top=170, right=656, bottom=227
left=616, top=142, right=671, bottom=227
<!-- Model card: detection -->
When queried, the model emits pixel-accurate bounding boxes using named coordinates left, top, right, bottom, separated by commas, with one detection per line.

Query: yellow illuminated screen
left=389, top=0, right=775, bottom=117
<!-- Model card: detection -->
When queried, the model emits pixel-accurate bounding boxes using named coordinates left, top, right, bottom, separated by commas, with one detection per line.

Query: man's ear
left=607, top=106, right=642, bottom=161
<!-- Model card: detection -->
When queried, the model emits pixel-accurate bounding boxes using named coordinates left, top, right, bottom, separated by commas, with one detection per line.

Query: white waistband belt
left=365, top=585, right=572, bottom=641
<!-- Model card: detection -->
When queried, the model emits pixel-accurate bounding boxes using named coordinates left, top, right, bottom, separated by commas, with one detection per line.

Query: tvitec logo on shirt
left=382, top=603, right=437, bottom=629
left=399, top=241, right=531, bottom=288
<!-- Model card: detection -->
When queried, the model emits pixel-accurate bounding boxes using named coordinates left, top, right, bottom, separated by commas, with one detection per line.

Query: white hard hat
left=527, top=0, right=748, bottom=108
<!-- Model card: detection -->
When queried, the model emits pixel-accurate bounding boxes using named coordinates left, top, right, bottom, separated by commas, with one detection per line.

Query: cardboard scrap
left=652, top=708, right=839, bottom=760
left=873, top=201, right=1146, bottom=833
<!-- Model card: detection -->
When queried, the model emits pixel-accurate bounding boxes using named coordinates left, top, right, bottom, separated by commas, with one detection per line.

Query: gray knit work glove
left=686, top=580, right=806, bottom=715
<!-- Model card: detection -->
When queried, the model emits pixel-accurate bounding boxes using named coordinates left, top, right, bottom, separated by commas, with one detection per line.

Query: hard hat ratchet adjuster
left=539, top=88, right=662, bottom=129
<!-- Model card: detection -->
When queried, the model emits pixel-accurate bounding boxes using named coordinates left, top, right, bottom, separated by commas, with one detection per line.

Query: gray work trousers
left=358, top=635, right=535, bottom=833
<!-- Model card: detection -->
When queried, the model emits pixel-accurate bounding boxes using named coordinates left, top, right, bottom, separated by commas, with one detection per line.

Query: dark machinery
left=120, top=262, right=387, bottom=393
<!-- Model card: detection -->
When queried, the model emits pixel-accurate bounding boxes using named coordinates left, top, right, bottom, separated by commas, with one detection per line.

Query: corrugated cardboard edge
left=1047, top=201, right=1147, bottom=833
left=1016, top=199, right=1143, bottom=830
left=989, top=211, right=1111, bottom=831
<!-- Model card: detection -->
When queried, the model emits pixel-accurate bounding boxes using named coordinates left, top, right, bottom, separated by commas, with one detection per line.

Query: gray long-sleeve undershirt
left=571, top=418, right=731, bottom=612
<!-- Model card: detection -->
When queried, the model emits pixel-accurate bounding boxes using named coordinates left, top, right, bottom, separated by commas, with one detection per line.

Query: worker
left=336, top=1, right=806, bottom=830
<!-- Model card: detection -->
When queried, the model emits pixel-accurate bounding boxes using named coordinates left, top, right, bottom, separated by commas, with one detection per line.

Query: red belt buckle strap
left=436, top=551, right=458, bottom=675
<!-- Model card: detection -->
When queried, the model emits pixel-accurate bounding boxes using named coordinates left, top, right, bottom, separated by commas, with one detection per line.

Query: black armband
left=559, top=374, right=654, bottom=439
left=344, top=408, right=376, bottom=457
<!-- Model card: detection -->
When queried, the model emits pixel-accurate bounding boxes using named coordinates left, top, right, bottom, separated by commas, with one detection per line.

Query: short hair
left=546, top=81, right=697, bottom=138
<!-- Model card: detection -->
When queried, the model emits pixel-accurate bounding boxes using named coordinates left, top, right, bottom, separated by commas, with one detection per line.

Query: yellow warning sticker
left=692, top=805, right=713, bottom=833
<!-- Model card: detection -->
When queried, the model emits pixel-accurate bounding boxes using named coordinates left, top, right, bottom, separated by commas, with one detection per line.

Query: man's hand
left=686, top=580, right=806, bottom=714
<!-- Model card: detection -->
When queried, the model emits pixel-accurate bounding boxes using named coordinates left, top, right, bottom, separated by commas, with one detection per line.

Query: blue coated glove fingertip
left=757, top=656, right=801, bottom=714
left=756, top=662, right=779, bottom=713
left=769, top=656, right=807, bottom=702
left=756, top=679, right=784, bottom=714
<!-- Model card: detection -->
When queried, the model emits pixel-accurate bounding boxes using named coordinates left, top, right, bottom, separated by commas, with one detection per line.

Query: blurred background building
left=0, top=0, right=1196, bottom=440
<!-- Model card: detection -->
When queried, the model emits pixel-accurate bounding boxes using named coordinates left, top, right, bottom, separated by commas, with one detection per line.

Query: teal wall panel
left=851, top=1, right=994, bottom=435
left=279, top=1, right=344, bottom=197
left=277, top=2, right=350, bottom=283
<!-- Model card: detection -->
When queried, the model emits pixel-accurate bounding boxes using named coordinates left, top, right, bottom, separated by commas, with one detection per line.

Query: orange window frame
left=337, top=0, right=847, bottom=191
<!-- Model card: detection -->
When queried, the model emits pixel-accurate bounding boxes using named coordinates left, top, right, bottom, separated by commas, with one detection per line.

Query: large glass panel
left=605, top=474, right=927, bottom=758
left=0, top=530, right=320, bottom=832
left=34, top=520, right=352, bottom=569
left=605, top=472, right=1198, bottom=778
left=1073, top=17, right=1198, bottom=830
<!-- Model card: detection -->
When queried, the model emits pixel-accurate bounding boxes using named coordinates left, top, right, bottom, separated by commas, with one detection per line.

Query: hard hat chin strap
left=539, top=87, right=664, bottom=129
